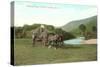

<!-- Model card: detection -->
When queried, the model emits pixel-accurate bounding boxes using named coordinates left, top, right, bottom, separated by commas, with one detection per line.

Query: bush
left=54, top=28, right=75, bottom=40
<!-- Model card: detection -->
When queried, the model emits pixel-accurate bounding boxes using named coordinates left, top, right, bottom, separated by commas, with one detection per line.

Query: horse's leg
left=54, top=40, right=57, bottom=50
left=58, top=40, right=61, bottom=47
left=52, top=40, right=56, bottom=50
left=32, top=38, right=35, bottom=46
left=48, top=41, right=52, bottom=48
left=61, top=40, right=64, bottom=46
left=48, top=40, right=50, bottom=48
left=32, top=39, right=34, bottom=46
left=44, top=41, right=47, bottom=46
left=44, top=39, right=47, bottom=47
left=32, top=36, right=36, bottom=46
left=43, top=40, right=46, bottom=47
left=42, top=38, right=44, bottom=47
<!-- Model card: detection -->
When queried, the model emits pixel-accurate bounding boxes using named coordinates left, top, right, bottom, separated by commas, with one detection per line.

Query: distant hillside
left=62, top=16, right=97, bottom=34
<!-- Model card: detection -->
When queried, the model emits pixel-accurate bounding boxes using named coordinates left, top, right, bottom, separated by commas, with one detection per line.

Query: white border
left=0, top=0, right=99, bottom=67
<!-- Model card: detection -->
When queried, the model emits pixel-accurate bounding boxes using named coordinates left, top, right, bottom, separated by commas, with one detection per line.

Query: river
left=64, top=37, right=85, bottom=45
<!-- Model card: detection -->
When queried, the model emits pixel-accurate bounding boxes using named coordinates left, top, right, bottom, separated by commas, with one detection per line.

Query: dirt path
left=82, top=39, right=97, bottom=44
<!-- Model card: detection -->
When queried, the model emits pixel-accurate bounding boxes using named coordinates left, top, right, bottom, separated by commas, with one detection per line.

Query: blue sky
left=15, top=1, right=97, bottom=27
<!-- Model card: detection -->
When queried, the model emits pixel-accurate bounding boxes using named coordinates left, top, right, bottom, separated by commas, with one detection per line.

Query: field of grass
left=14, top=39, right=97, bottom=65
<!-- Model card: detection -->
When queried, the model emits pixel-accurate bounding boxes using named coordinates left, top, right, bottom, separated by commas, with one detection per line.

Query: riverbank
left=82, top=39, right=97, bottom=44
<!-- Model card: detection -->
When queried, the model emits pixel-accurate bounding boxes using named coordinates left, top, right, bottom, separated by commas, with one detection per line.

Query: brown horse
left=32, top=31, right=48, bottom=46
left=40, top=31, right=48, bottom=46
left=47, top=34, right=64, bottom=49
left=57, top=34, right=64, bottom=46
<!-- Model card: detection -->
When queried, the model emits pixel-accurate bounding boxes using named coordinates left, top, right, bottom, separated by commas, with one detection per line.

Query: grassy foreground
left=14, top=39, right=97, bottom=65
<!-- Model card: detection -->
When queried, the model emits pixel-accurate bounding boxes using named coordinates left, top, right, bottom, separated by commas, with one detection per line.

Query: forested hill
left=62, top=16, right=97, bottom=32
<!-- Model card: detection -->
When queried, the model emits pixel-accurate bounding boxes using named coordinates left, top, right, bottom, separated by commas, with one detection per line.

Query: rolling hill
left=61, top=16, right=97, bottom=34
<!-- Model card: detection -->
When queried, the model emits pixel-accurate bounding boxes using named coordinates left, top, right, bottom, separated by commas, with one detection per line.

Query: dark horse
left=47, top=34, right=64, bottom=49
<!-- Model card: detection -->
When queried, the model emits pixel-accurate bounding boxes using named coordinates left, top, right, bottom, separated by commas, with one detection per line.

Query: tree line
left=79, top=24, right=97, bottom=39
left=15, top=24, right=75, bottom=40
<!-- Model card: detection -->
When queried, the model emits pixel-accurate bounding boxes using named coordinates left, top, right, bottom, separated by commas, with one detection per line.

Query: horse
left=40, top=31, right=48, bottom=46
left=47, top=34, right=64, bottom=49
left=32, top=30, right=48, bottom=47
left=32, top=32, right=37, bottom=46
left=57, top=34, right=64, bottom=47
left=32, top=30, right=64, bottom=49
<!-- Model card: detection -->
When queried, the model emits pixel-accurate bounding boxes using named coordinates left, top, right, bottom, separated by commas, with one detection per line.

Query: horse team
left=32, top=32, right=64, bottom=49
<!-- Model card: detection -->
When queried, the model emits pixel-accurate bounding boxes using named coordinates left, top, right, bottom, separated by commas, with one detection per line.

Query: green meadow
left=14, top=39, right=97, bottom=65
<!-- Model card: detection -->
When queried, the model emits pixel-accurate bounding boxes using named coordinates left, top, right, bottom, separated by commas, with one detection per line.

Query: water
left=64, top=37, right=85, bottom=45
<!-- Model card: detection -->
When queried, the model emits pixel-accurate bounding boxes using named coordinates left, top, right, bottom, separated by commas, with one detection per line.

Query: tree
left=15, top=24, right=75, bottom=39
left=45, top=25, right=55, bottom=31
left=54, top=28, right=75, bottom=40
left=79, top=24, right=86, bottom=36
left=15, top=27, right=23, bottom=38
left=92, top=26, right=97, bottom=33
left=92, top=26, right=97, bottom=38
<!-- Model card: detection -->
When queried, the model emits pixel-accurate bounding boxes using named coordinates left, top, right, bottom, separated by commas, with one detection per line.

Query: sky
left=14, top=1, right=97, bottom=27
